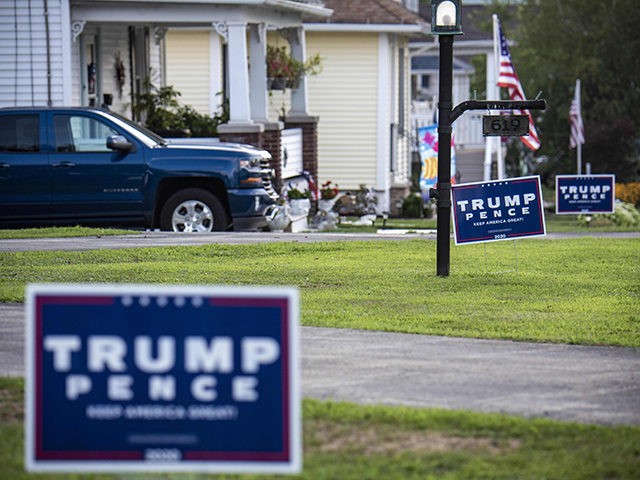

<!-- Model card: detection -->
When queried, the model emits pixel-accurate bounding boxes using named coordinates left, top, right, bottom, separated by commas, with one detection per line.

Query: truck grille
left=260, top=158, right=278, bottom=198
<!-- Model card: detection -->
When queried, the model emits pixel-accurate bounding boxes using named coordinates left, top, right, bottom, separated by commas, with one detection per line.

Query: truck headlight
left=239, top=157, right=262, bottom=169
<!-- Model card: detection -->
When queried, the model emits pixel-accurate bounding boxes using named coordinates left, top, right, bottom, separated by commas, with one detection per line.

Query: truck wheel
left=160, top=188, right=228, bottom=232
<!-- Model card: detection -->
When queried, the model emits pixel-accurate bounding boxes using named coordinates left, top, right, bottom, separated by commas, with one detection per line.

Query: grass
left=1, top=378, right=638, bottom=479
left=0, top=226, right=137, bottom=239
left=1, top=237, right=638, bottom=347
left=0, top=209, right=636, bottom=239
left=1, top=230, right=638, bottom=478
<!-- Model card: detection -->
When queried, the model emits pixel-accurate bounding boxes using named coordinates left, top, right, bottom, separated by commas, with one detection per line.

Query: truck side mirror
left=107, top=135, right=134, bottom=152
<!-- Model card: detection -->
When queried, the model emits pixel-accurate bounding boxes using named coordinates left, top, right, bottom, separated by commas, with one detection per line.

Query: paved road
left=0, top=231, right=434, bottom=252
left=2, top=303, right=639, bottom=426
left=0, top=230, right=637, bottom=252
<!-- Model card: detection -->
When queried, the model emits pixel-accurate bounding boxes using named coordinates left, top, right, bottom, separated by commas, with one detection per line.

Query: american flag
left=496, top=22, right=541, bottom=151
left=569, top=79, right=585, bottom=149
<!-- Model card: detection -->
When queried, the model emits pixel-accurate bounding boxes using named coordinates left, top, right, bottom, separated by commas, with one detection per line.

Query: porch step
left=456, top=147, right=485, bottom=184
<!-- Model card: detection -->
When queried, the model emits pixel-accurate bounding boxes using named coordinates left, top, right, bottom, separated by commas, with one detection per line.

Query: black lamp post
left=431, top=0, right=463, bottom=277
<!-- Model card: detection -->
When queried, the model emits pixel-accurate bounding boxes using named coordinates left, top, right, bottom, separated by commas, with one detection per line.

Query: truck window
left=0, top=115, right=39, bottom=152
left=54, top=115, right=118, bottom=153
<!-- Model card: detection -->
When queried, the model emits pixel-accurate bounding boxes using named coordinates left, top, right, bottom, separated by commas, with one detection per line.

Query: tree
left=506, top=0, right=640, bottom=182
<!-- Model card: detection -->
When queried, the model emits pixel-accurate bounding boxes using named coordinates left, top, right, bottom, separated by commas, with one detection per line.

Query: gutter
left=265, top=0, right=332, bottom=18
left=77, top=0, right=332, bottom=18
left=44, top=0, right=52, bottom=106
left=305, top=23, right=429, bottom=35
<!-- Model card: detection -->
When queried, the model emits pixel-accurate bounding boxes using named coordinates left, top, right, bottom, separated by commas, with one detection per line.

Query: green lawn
left=0, top=209, right=637, bottom=238
left=0, top=226, right=137, bottom=239
left=1, top=234, right=639, bottom=478
left=1, top=237, right=638, bottom=346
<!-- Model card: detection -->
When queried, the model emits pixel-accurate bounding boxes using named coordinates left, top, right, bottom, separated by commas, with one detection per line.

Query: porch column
left=282, top=27, right=309, bottom=116
left=226, top=21, right=252, bottom=125
left=218, top=21, right=264, bottom=146
left=248, top=23, right=269, bottom=123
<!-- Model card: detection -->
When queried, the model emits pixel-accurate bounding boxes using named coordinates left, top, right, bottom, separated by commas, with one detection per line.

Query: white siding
left=0, top=0, right=65, bottom=107
left=165, top=29, right=212, bottom=114
left=394, top=41, right=411, bottom=187
left=99, top=25, right=133, bottom=115
left=306, top=32, right=379, bottom=189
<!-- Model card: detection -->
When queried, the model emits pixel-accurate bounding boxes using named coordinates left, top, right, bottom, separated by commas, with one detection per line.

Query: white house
left=1, top=2, right=328, bottom=137
left=301, top=0, right=429, bottom=213
left=2, top=0, right=429, bottom=214
left=164, top=0, right=429, bottom=213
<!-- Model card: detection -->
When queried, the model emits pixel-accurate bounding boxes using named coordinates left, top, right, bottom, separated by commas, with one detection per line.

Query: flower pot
left=269, top=77, right=287, bottom=91
left=287, top=77, right=300, bottom=90
left=318, top=199, right=336, bottom=213
left=289, top=198, right=310, bottom=217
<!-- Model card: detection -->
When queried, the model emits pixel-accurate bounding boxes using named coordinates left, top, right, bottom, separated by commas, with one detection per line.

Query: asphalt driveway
left=2, top=302, right=639, bottom=426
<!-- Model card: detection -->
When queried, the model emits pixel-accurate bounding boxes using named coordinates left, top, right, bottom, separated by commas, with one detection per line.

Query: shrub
left=616, top=182, right=640, bottom=207
left=578, top=202, right=640, bottom=227
left=134, top=79, right=228, bottom=137
left=401, top=193, right=423, bottom=218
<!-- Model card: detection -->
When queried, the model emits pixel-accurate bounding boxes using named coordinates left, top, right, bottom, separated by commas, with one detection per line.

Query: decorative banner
left=555, top=175, right=615, bottom=215
left=26, top=284, right=300, bottom=474
left=451, top=176, right=546, bottom=245
left=418, top=125, right=456, bottom=198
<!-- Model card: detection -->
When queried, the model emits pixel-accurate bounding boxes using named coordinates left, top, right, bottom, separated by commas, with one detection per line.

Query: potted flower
left=267, top=46, right=294, bottom=90
left=318, top=180, right=339, bottom=213
left=286, top=186, right=311, bottom=216
left=267, top=45, right=323, bottom=91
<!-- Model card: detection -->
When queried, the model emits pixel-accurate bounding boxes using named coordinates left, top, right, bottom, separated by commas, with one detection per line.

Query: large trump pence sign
left=451, top=176, right=546, bottom=245
left=26, top=284, right=300, bottom=474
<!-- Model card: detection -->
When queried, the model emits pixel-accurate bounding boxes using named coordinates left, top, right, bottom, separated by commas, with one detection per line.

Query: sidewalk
left=0, top=231, right=637, bottom=253
left=3, top=303, right=639, bottom=426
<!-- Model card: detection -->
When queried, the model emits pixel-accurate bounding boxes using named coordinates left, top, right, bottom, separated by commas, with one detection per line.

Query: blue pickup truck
left=0, top=107, right=278, bottom=231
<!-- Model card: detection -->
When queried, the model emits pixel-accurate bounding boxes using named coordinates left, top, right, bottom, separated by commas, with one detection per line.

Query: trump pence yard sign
left=451, top=176, right=546, bottom=245
left=555, top=174, right=615, bottom=215
left=26, top=284, right=300, bottom=474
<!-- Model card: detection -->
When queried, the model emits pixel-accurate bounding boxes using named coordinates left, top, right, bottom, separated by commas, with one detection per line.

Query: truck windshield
left=96, top=110, right=168, bottom=147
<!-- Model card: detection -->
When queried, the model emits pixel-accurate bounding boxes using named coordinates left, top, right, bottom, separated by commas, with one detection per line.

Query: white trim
left=377, top=33, right=390, bottom=211
left=305, top=23, right=428, bottom=34
left=226, top=21, right=252, bottom=124
left=210, top=30, right=223, bottom=115
left=85, top=0, right=332, bottom=17
left=61, top=0, right=73, bottom=105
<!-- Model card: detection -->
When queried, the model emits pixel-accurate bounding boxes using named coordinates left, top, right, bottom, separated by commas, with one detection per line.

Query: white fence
left=281, top=128, right=303, bottom=179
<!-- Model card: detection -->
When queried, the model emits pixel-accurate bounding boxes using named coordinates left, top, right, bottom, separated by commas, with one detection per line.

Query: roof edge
left=305, top=22, right=429, bottom=35
left=266, top=0, right=333, bottom=18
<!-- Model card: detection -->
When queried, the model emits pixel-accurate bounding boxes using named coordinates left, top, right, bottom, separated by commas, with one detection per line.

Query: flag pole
left=492, top=14, right=504, bottom=179
left=577, top=139, right=582, bottom=175
left=576, top=79, right=582, bottom=174
left=570, top=78, right=585, bottom=174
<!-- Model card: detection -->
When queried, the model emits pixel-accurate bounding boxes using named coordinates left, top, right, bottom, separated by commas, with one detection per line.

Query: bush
left=578, top=202, right=640, bottom=227
left=401, top=194, right=423, bottom=218
left=616, top=182, right=640, bottom=207
left=134, top=79, right=228, bottom=137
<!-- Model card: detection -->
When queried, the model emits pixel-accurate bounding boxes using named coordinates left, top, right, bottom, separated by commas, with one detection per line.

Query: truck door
left=0, top=112, right=50, bottom=222
left=48, top=112, right=146, bottom=222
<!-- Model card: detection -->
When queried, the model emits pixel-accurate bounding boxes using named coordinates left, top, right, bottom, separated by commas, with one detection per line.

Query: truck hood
left=164, top=138, right=269, bottom=156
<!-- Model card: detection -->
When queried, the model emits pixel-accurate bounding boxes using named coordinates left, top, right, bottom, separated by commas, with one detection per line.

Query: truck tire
left=160, top=188, right=228, bottom=232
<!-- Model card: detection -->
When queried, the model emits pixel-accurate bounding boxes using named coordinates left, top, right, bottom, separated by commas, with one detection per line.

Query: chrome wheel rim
left=171, top=200, right=214, bottom=232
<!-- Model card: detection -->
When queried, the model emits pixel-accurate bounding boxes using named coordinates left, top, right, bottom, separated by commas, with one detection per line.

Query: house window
left=421, top=75, right=431, bottom=90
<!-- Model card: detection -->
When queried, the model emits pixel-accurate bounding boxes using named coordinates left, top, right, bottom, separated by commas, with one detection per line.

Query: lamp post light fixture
left=431, top=0, right=462, bottom=277
left=431, top=0, right=463, bottom=36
